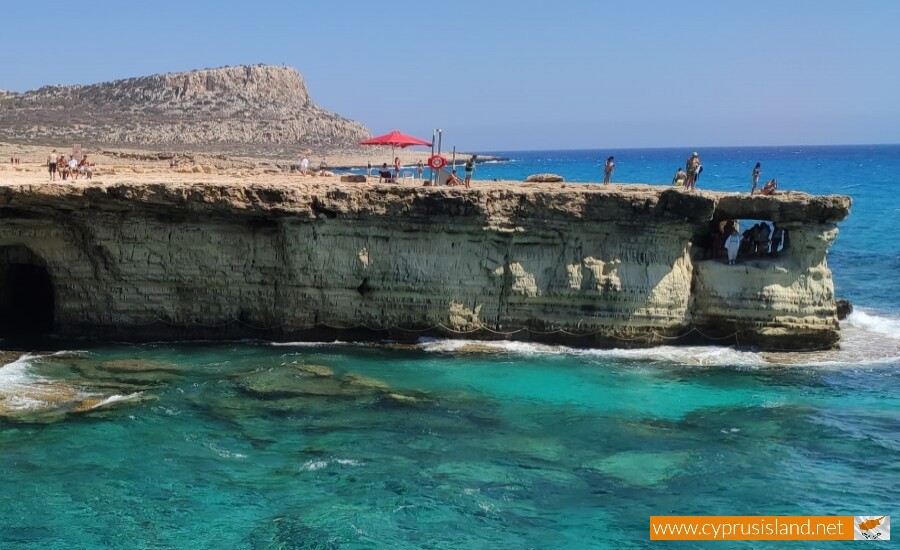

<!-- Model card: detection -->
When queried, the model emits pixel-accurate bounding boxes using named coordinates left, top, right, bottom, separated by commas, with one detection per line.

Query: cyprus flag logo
left=854, top=516, right=889, bottom=540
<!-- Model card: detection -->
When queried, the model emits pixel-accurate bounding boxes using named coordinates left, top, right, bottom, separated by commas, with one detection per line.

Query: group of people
left=293, top=156, right=329, bottom=176
left=713, top=220, right=788, bottom=265
left=751, top=162, right=779, bottom=195
left=9, top=157, right=21, bottom=165
left=373, top=157, right=420, bottom=183
left=370, top=154, right=478, bottom=188
left=669, top=152, right=704, bottom=189
left=605, top=152, right=781, bottom=195
left=47, top=149, right=93, bottom=181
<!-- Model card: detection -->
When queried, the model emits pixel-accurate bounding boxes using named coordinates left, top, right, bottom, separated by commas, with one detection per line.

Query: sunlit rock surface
left=0, top=182, right=851, bottom=350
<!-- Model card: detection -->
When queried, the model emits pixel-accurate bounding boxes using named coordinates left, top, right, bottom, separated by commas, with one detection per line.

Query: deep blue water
left=2, top=145, right=898, bottom=549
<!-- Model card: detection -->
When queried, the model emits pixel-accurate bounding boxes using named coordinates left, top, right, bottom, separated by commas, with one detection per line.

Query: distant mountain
left=0, top=65, right=372, bottom=154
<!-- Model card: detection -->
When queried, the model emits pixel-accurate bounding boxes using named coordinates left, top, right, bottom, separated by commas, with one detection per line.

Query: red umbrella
left=360, top=131, right=432, bottom=177
left=360, top=130, right=432, bottom=148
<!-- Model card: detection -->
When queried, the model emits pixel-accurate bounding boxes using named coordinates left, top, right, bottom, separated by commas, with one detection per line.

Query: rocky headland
left=0, top=65, right=371, bottom=156
left=0, top=180, right=851, bottom=351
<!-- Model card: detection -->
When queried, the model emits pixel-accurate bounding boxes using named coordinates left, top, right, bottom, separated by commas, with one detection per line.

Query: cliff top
left=0, top=178, right=852, bottom=224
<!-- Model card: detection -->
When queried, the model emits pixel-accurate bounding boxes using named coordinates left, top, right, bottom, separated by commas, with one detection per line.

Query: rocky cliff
left=0, top=182, right=851, bottom=350
left=0, top=65, right=371, bottom=153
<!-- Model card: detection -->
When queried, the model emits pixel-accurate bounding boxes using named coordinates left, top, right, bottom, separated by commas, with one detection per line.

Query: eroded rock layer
left=0, top=183, right=851, bottom=350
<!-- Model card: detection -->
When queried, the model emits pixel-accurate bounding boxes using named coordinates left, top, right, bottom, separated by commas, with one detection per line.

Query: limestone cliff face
left=0, top=183, right=851, bottom=350
left=0, top=65, right=371, bottom=151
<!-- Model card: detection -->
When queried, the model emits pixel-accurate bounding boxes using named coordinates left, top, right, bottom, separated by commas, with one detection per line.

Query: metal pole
left=452, top=146, right=456, bottom=169
left=436, top=130, right=443, bottom=186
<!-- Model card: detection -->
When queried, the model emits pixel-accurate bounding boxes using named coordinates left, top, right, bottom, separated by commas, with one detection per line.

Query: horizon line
left=473, top=143, right=900, bottom=154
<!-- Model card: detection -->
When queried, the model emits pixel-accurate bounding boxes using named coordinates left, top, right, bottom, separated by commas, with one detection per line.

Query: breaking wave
left=416, top=308, right=900, bottom=368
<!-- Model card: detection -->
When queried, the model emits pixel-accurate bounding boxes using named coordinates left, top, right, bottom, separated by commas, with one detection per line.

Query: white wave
left=300, top=460, right=329, bottom=471
left=89, top=392, right=143, bottom=409
left=417, top=337, right=767, bottom=366
left=249, top=308, right=900, bottom=368
left=844, top=309, right=900, bottom=340
left=0, top=353, right=90, bottom=412
left=299, top=458, right=363, bottom=472
left=205, top=443, right=247, bottom=460
left=269, top=340, right=349, bottom=347
left=418, top=338, right=562, bottom=355
left=417, top=313, right=900, bottom=369
left=0, top=354, right=44, bottom=388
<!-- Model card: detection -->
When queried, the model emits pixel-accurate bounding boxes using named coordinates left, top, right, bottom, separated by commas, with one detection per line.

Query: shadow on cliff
left=0, top=245, right=55, bottom=337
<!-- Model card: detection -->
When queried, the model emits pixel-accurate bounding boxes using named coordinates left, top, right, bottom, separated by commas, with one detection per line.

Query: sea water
left=2, top=145, right=898, bottom=549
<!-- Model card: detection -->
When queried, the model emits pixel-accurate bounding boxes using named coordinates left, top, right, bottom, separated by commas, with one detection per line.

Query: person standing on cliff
left=603, top=156, right=615, bottom=184
left=751, top=162, right=762, bottom=194
left=464, top=155, right=477, bottom=188
left=685, top=152, right=701, bottom=190
left=416, top=160, right=424, bottom=182
left=770, top=223, right=784, bottom=256
left=48, top=149, right=58, bottom=181
left=725, top=228, right=741, bottom=265
left=300, top=157, right=309, bottom=176
left=393, top=156, right=401, bottom=182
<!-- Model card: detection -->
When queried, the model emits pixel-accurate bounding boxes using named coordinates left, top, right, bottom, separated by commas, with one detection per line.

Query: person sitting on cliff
left=318, top=161, right=329, bottom=176
left=57, top=154, right=68, bottom=180
left=672, top=167, right=687, bottom=187
left=446, top=169, right=464, bottom=186
left=68, top=156, right=79, bottom=180
left=79, top=156, right=93, bottom=180
left=760, top=179, right=778, bottom=195
left=378, top=163, right=393, bottom=183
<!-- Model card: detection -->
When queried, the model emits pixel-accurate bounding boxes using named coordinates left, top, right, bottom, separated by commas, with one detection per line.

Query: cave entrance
left=0, top=246, right=56, bottom=336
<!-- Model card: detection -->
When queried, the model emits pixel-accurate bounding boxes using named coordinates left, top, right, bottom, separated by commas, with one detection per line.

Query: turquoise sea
left=2, top=145, right=899, bottom=548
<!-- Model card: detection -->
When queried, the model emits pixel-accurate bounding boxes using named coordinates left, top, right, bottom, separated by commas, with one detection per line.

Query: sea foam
left=845, top=309, right=900, bottom=340
left=416, top=309, right=900, bottom=369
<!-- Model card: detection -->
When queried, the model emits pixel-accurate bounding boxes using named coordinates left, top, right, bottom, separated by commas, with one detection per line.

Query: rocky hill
left=0, top=65, right=372, bottom=154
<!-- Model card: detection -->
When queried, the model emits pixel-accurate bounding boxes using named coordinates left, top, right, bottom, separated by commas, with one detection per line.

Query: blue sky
left=1, top=0, right=898, bottom=150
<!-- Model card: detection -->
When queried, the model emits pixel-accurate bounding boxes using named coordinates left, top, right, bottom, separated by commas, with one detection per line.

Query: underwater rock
left=383, top=392, right=425, bottom=405
left=295, top=364, right=334, bottom=377
left=341, top=374, right=390, bottom=390
left=239, top=368, right=363, bottom=399
left=582, top=450, right=691, bottom=487
left=97, top=359, right=182, bottom=373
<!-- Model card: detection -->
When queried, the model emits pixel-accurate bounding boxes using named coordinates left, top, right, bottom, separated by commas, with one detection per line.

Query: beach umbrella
left=360, top=130, right=432, bottom=165
left=360, top=130, right=432, bottom=149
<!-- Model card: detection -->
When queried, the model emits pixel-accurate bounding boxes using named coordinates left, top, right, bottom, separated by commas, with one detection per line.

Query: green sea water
left=1, top=329, right=897, bottom=549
